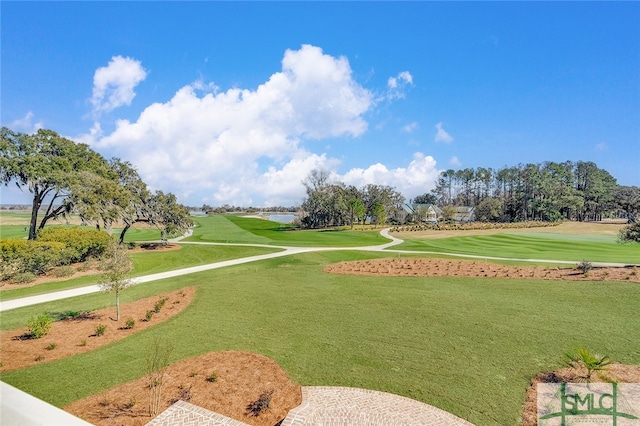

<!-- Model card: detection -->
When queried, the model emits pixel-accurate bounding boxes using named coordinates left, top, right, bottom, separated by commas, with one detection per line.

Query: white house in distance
left=403, top=204, right=476, bottom=223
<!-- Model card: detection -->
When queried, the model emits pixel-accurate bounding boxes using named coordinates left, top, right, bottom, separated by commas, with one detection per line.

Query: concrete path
left=1, top=226, right=635, bottom=312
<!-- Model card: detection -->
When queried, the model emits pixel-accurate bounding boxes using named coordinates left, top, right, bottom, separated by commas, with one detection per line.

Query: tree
left=347, top=197, right=365, bottom=229
left=99, top=241, right=133, bottom=321
left=440, top=205, right=457, bottom=223
left=0, top=127, right=117, bottom=240
left=371, top=202, right=386, bottom=228
left=413, top=193, right=437, bottom=205
left=619, top=222, right=640, bottom=243
left=147, top=191, right=193, bottom=244
left=476, top=197, right=503, bottom=222
left=615, top=186, right=640, bottom=222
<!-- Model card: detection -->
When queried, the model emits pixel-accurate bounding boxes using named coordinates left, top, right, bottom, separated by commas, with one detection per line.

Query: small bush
left=206, top=372, right=218, bottom=382
left=45, top=343, right=57, bottom=350
left=577, top=260, right=593, bottom=275
left=145, top=310, right=154, bottom=321
left=27, top=315, right=52, bottom=339
left=125, top=318, right=135, bottom=329
left=95, top=324, right=107, bottom=336
left=34, top=355, right=45, bottom=362
left=11, top=272, right=37, bottom=284
left=79, top=339, right=87, bottom=347
left=153, top=297, right=168, bottom=313
left=52, top=265, right=75, bottom=278
left=246, top=390, right=274, bottom=417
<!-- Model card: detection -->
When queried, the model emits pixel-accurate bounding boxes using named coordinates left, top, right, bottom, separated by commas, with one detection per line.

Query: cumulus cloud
left=434, top=122, right=453, bottom=143
left=91, top=56, right=147, bottom=114
left=341, top=152, right=440, bottom=199
left=9, top=111, right=43, bottom=133
left=450, top=156, right=462, bottom=167
left=91, top=45, right=378, bottom=206
left=386, top=71, right=413, bottom=99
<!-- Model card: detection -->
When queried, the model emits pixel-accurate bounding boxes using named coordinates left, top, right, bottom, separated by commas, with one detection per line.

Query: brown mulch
left=0, top=287, right=195, bottom=372
left=64, top=351, right=302, bottom=426
left=324, top=258, right=640, bottom=282
left=522, top=364, right=640, bottom=425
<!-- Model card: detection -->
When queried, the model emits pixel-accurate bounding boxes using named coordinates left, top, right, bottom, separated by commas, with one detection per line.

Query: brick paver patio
left=147, top=386, right=475, bottom=426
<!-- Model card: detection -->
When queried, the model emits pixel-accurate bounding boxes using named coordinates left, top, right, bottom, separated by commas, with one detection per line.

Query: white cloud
left=91, top=56, right=147, bottom=114
left=450, top=156, right=462, bottom=167
left=386, top=71, right=413, bottom=99
left=434, top=122, right=453, bottom=143
left=595, top=142, right=608, bottom=151
left=403, top=122, right=418, bottom=133
left=9, top=111, right=43, bottom=133
left=91, top=45, right=375, bottom=206
left=341, top=152, right=440, bottom=199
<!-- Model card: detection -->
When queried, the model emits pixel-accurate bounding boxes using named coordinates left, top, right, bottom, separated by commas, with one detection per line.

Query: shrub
left=79, top=339, right=87, bottom=346
left=12, top=272, right=37, bottom=284
left=246, top=390, right=274, bottom=417
left=125, top=318, right=135, bottom=329
left=95, top=324, right=107, bottom=336
left=153, top=297, right=168, bottom=313
left=34, top=355, right=45, bottom=362
left=27, top=315, right=52, bottom=339
left=145, top=310, right=154, bottom=321
left=45, top=343, right=57, bottom=350
left=577, top=260, right=593, bottom=275
left=206, top=372, right=218, bottom=383
left=52, top=265, right=75, bottom=278
left=38, top=227, right=111, bottom=262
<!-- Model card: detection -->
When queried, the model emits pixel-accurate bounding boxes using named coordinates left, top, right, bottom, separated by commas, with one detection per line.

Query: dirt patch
left=522, top=364, right=640, bottom=425
left=0, top=287, right=195, bottom=372
left=324, top=258, right=640, bottom=282
left=64, top=351, right=302, bottom=426
left=128, top=243, right=182, bottom=254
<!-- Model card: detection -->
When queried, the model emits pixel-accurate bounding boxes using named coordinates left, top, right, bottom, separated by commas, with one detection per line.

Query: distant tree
left=615, top=186, right=640, bottom=222
left=413, top=193, right=437, bottom=205
left=371, top=202, right=386, bottom=228
left=347, top=197, right=366, bottom=229
left=619, top=222, right=640, bottom=244
left=147, top=191, right=193, bottom=244
left=0, top=127, right=116, bottom=240
left=440, top=205, right=457, bottom=223
left=99, top=241, right=133, bottom=321
left=475, top=197, right=503, bottom=222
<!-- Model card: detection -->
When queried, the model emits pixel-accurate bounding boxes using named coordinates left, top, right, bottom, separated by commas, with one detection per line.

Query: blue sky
left=2, top=2, right=639, bottom=207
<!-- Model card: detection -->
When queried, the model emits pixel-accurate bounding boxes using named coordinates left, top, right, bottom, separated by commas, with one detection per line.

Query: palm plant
left=564, top=348, right=612, bottom=382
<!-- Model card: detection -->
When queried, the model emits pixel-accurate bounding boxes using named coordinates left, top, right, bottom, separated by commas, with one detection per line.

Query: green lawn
left=0, top=244, right=280, bottom=301
left=186, top=214, right=388, bottom=246
left=396, top=233, right=640, bottom=264
left=1, top=250, right=638, bottom=425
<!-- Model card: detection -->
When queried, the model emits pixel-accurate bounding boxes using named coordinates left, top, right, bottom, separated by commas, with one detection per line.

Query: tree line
left=300, top=169, right=405, bottom=228
left=429, top=161, right=639, bottom=223
left=0, top=127, right=192, bottom=242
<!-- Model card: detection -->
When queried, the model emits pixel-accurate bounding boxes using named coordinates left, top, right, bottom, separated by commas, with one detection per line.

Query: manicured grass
left=396, top=233, right=640, bottom=264
left=0, top=225, right=29, bottom=239
left=186, top=214, right=388, bottom=247
left=0, top=244, right=280, bottom=301
left=1, top=251, right=638, bottom=425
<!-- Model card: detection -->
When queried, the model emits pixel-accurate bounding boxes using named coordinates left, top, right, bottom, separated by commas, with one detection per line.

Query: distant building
left=453, top=206, right=476, bottom=223
left=403, top=203, right=442, bottom=223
